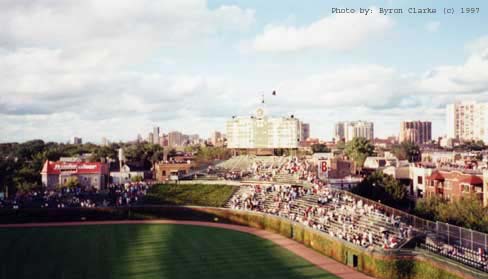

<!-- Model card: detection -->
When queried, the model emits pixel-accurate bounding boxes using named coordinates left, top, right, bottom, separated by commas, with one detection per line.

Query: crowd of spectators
left=215, top=156, right=320, bottom=184
left=228, top=183, right=413, bottom=250
left=0, top=182, right=150, bottom=209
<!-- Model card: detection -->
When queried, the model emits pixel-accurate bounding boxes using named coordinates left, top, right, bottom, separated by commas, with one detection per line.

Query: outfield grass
left=144, top=184, right=237, bottom=207
left=0, top=224, right=338, bottom=279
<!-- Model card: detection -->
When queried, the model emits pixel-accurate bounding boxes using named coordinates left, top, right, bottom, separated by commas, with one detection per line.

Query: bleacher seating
left=227, top=184, right=413, bottom=250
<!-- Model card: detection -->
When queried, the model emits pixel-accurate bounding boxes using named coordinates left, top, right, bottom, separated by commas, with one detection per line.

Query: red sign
left=42, top=161, right=108, bottom=175
left=321, top=161, right=327, bottom=172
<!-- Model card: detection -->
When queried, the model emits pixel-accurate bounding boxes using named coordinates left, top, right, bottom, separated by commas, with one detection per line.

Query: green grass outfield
left=0, top=224, right=338, bottom=279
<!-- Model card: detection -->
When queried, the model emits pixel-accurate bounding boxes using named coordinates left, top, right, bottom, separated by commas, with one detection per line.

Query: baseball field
left=0, top=223, right=338, bottom=279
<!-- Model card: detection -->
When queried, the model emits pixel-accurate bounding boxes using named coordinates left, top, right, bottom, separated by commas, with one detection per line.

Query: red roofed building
left=425, top=170, right=484, bottom=202
left=41, top=161, right=109, bottom=189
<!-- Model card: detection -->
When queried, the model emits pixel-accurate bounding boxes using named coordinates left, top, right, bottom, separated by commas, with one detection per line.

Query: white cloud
left=425, top=21, right=440, bottom=33
left=0, top=1, right=487, bottom=142
left=251, top=8, right=393, bottom=52
left=417, top=43, right=488, bottom=94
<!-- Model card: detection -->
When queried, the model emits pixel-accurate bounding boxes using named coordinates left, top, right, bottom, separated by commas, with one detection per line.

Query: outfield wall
left=0, top=206, right=486, bottom=279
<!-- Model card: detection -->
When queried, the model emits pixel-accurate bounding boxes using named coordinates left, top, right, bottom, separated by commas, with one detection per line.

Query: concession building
left=41, top=161, right=110, bottom=189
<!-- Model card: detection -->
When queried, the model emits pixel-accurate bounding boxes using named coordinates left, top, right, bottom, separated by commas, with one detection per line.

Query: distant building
left=334, top=122, right=345, bottom=141
left=147, top=132, right=154, bottom=144
left=188, top=134, right=200, bottom=145
left=168, top=131, right=184, bottom=147
left=400, top=121, right=432, bottom=144
left=335, top=121, right=374, bottom=142
left=300, top=123, right=310, bottom=142
left=226, top=107, right=301, bottom=149
left=446, top=101, right=488, bottom=142
left=41, top=161, right=109, bottom=189
left=101, top=137, right=109, bottom=147
left=71, top=137, right=82, bottom=144
left=211, top=131, right=223, bottom=146
left=374, top=137, right=398, bottom=148
left=153, top=127, right=160, bottom=145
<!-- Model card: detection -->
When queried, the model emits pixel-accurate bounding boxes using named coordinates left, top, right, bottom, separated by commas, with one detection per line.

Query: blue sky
left=0, top=0, right=487, bottom=143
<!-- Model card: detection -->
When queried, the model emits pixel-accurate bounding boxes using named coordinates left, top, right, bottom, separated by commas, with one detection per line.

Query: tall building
left=226, top=107, right=301, bottom=149
left=153, top=127, right=160, bottom=144
left=168, top=131, right=184, bottom=147
left=188, top=134, right=200, bottom=145
left=300, top=123, right=310, bottom=142
left=446, top=101, right=488, bottom=142
left=335, top=121, right=374, bottom=142
left=334, top=122, right=345, bottom=141
left=71, top=137, right=82, bottom=145
left=147, top=132, right=154, bottom=144
left=101, top=137, right=109, bottom=146
left=211, top=131, right=222, bottom=146
left=399, top=121, right=432, bottom=144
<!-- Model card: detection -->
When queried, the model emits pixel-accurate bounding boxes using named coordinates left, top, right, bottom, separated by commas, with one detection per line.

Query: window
left=462, top=184, right=470, bottom=192
left=445, top=181, right=451, bottom=190
left=417, top=176, right=423, bottom=185
left=162, top=170, right=166, bottom=176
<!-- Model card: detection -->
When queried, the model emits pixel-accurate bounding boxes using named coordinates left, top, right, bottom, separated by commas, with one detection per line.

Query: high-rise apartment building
left=446, top=101, right=488, bottom=142
left=153, top=127, right=160, bottom=145
left=335, top=121, right=374, bottom=142
left=168, top=131, right=184, bottom=147
left=399, top=121, right=432, bottom=144
left=71, top=137, right=82, bottom=144
left=334, top=122, right=345, bottom=141
left=211, top=131, right=222, bottom=146
left=300, top=123, right=310, bottom=142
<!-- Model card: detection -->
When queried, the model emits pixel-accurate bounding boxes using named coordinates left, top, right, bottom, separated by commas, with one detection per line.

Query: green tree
left=344, top=137, right=374, bottom=168
left=63, top=176, right=80, bottom=189
left=460, top=140, right=486, bottom=151
left=391, top=142, right=421, bottom=162
left=131, top=175, right=143, bottom=182
left=413, top=196, right=444, bottom=220
left=0, top=158, right=19, bottom=197
left=352, top=171, right=408, bottom=207
left=414, top=195, right=488, bottom=233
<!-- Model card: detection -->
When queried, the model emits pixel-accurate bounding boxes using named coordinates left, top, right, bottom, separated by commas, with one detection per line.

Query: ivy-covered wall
left=0, top=206, right=484, bottom=279
left=197, top=207, right=480, bottom=279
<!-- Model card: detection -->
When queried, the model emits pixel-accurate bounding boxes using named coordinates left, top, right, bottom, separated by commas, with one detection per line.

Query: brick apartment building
left=154, top=161, right=193, bottom=181
left=425, top=170, right=483, bottom=202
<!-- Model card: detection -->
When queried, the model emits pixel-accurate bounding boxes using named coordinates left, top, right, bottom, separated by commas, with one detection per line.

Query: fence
left=176, top=177, right=488, bottom=252
left=436, top=222, right=488, bottom=251
left=327, top=187, right=488, bottom=251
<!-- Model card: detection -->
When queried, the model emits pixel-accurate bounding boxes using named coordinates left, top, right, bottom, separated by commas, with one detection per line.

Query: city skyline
left=1, top=0, right=487, bottom=143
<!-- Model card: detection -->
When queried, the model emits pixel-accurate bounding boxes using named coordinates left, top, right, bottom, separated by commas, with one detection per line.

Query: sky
left=0, top=0, right=488, bottom=143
